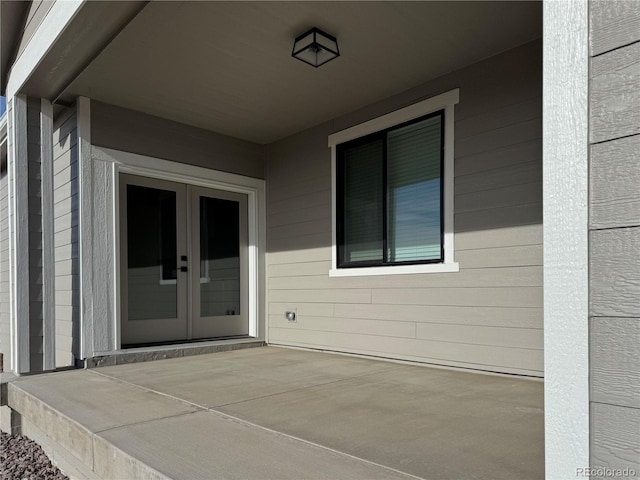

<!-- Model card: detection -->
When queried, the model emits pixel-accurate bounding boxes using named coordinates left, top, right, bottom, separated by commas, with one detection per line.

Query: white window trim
left=328, top=89, right=459, bottom=277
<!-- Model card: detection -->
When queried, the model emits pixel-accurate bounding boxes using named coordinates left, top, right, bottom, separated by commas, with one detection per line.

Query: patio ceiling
left=64, top=1, right=541, bottom=144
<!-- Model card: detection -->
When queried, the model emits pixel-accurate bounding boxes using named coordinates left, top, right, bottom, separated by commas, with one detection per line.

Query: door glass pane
left=341, top=139, right=384, bottom=264
left=200, top=197, right=240, bottom=317
left=127, top=185, right=177, bottom=320
left=387, top=115, right=442, bottom=262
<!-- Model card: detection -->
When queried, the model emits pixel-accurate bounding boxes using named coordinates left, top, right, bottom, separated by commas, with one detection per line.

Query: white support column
left=543, top=0, right=590, bottom=477
left=7, top=95, right=30, bottom=374
left=77, top=96, right=93, bottom=361
left=40, top=99, right=55, bottom=371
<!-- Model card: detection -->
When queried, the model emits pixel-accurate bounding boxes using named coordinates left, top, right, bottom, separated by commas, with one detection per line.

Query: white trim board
left=328, top=88, right=459, bottom=277
left=77, top=96, right=93, bottom=361
left=91, top=145, right=267, bottom=352
left=543, top=0, right=590, bottom=477
left=40, top=99, right=55, bottom=371
left=8, top=95, right=30, bottom=374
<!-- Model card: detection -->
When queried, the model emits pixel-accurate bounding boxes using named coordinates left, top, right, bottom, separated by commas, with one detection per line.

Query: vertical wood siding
left=589, top=0, right=640, bottom=473
left=52, top=110, right=79, bottom=368
left=266, top=41, right=543, bottom=376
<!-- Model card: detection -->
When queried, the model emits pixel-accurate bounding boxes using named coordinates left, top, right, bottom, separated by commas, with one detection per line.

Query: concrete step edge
left=7, top=382, right=172, bottom=480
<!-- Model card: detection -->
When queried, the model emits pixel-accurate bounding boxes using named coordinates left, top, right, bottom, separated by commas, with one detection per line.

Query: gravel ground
left=1, top=431, right=68, bottom=480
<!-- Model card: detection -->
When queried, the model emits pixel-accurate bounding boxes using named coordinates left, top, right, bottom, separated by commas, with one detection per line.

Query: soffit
left=67, top=1, right=542, bottom=144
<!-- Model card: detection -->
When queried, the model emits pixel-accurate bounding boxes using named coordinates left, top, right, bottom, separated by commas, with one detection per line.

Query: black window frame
left=336, top=109, right=445, bottom=269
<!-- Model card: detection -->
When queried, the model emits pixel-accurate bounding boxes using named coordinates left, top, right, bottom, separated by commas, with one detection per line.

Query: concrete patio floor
left=6, top=346, right=544, bottom=479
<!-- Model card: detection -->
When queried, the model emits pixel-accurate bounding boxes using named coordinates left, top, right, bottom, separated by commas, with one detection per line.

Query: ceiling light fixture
left=292, top=27, right=340, bottom=68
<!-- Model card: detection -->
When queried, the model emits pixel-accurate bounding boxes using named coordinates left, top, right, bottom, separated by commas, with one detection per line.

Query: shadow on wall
left=54, top=115, right=81, bottom=366
left=265, top=133, right=543, bottom=255
left=265, top=40, right=543, bottom=256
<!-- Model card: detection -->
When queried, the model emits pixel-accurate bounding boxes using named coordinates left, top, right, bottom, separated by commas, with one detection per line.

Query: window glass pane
left=387, top=115, right=442, bottom=262
left=127, top=185, right=177, bottom=320
left=342, top=139, right=384, bottom=263
left=200, top=197, right=241, bottom=317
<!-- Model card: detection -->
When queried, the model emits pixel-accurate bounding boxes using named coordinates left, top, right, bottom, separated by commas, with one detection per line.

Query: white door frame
left=91, top=145, right=265, bottom=352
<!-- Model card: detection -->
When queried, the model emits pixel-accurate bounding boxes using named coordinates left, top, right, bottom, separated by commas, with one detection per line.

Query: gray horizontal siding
left=589, top=41, right=640, bottom=144
left=590, top=227, right=640, bottom=318
left=590, top=0, right=640, bottom=56
left=0, top=170, right=10, bottom=370
left=53, top=109, right=79, bottom=368
left=270, top=302, right=542, bottom=333
left=265, top=40, right=543, bottom=376
left=590, top=317, right=640, bottom=409
left=269, top=328, right=543, bottom=375
left=591, top=403, right=640, bottom=474
left=269, top=266, right=543, bottom=289
left=590, top=135, right=640, bottom=229
left=451, top=160, right=541, bottom=195
left=269, top=315, right=542, bottom=350
left=91, top=101, right=265, bottom=179
left=1, top=102, right=13, bottom=372
left=589, top=0, right=640, bottom=474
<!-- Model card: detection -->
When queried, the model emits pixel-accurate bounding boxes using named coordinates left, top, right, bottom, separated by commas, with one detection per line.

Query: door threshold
left=122, top=335, right=251, bottom=349
left=85, top=339, right=265, bottom=368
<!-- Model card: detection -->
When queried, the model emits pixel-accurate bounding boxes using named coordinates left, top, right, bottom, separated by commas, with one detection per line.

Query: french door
left=120, top=174, right=249, bottom=346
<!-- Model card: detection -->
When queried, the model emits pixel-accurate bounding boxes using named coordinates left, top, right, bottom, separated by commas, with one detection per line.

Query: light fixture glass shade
left=292, top=28, right=340, bottom=68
